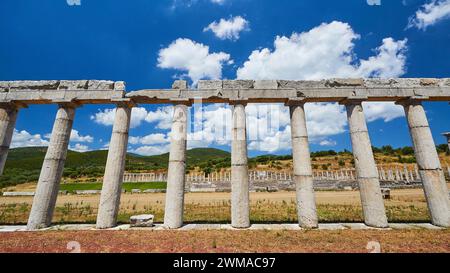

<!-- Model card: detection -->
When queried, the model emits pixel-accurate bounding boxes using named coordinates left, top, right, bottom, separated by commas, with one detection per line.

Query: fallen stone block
left=266, top=186, right=279, bottom=193
left=131, top=189, right=142, bottom=194
left=130, top=214, right=154, bottom=227
left=75, top=190, right=102, bottom=195
left=2, top=191, right=35, bottom=197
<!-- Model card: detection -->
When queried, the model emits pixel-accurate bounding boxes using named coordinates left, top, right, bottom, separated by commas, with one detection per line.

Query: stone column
left=230, top=101, right=250, bottom=228
left=164, top=100, right=190, bottom=229
left=400, top=99, right=450, bottom=227
left=27, top=103, right=77, bottom=230
left=287, top=100, right=318, bottom=228
left=344, top=100, right=388, bottom=228
left=442, top=132, right=450, bottom=152
left=96, top=101, right=133, bottom=229
left=0, top=103, right=21, bottom=175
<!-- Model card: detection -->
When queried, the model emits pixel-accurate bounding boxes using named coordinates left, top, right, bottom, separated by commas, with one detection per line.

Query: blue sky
left=1, top=0, right=449, bottom=157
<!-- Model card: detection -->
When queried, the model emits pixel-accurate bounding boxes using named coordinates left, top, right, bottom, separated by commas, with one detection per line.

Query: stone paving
left=0, top=223, right=445, bottom=233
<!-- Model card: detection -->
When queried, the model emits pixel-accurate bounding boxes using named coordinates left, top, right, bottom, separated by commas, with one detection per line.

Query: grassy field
left=59, top=182, right=167, bottom=193
left=0, top=188, right=433, bottom=225
left=0, top=229, right=448, bottom=253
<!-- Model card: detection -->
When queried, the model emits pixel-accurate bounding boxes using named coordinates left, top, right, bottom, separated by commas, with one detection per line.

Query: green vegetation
left=1, top=144, right=447, bottom=189
left=59, top=182, right=167, bottom=193
left=0, top=147, right=229, bottom=189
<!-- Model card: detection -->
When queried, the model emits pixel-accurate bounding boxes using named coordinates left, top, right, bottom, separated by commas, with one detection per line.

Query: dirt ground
left=0, top=229, right=448, bottom=253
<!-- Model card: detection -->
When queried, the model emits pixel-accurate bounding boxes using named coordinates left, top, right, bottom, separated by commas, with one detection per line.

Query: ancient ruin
left=0, top=78, right=449, bottom=230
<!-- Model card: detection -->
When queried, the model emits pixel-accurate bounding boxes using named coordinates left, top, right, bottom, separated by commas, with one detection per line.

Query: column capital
left=0, top=102, right=27, bottom=110
left=339, top=97, right=368, bottom=106
left=169, top=98, right=192, bottom=106
left=229, top=99, right=248, bottom=106
left=52, top=99, right=82, bottom=109
left=111, top=98, right=136, bottom=108
left=285, top=98, right=306, bottom=107
left=395, top=96, right=429, bottom=106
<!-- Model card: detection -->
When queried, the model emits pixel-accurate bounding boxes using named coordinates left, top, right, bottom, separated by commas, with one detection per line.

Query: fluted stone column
left=96, top=102, right=133, bottom=229
left=401, top=99, right=450, bottom=227
left=27, top=103, right=77, bottom=230
left=164, top=101, right=190, bottom=229
left=230, top=101, right=250, bottom=228
left=287, top=100, right=318, bottom=228
left=0, top=103, right=21, bottom=175
left=443, top=132, right=450, bottom=152
left=345, top=100, right=388, bottom=228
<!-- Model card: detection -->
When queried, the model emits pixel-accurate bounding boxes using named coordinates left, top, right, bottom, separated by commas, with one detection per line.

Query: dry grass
left=0, top=229, right=448, bottom=253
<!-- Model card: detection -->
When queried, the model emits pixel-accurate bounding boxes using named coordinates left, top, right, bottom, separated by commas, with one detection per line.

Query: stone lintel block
left=114, top=81, right=126, bottom=91
left=254, top=80, right=278, bottom=89
left=58, top=80, right=88, bottom=90
left=439, top=78, right=450, bottom=87
left=326, top=78, right=364, bottom=87
left=198, top=80, right=223, bottom=90
left=0, top=82, right=9, bottom=92
left=87, top=80, right=115, bottom=90
left=420, top=78, right=440, bottom=86
left=9, top=80, right=60, bottom=91
left=172, top=80, right=188, bottom=90
left=223, top=80, right=254, bottom=89
left=278, top=80, right=326, bottom=89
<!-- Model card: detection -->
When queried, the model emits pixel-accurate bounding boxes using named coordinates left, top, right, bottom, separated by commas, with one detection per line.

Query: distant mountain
left=0, top=147, right=231, bottom=188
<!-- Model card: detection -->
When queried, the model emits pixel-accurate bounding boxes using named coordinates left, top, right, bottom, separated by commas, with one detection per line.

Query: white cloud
left=408, top=0, right=450, bottom=30
left=237, top=21, right=407, bottom=80
left=362, top=102, right=404, bottom=122
left=157, top=38, right=231, bottom=84
left=204, top=16, right=249, bottom=40
left=69, top=143, right=90, bottom=153
left=319, top=139, right=337, bottom=146
left=70, top=129, right=94, bottom=143
left=90, top=107, right=157, bottom=129
left=129, top=144, right=171, bottom=156
left=232, top=21, right=408, bottom=151
left=129, top=133, right=170, bottom=145
left=11, top=129, right=49, bottom=148
left=145, top=106, right=174, bottom=130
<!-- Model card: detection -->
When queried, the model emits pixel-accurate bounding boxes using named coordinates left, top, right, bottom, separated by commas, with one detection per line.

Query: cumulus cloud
left=11, top=129, right=49, bottom=148
left=408, top=0, right=450, bottom=30
left=237, top=21, right=407, bottom=80
left=70, top=129, right=94, bottom=143
left=145, top=106, right=174, bottom=130
left=157, top=38, right=231, bottom=84
left=69, top=143, right=90, bottom=153
left=90, top=107, right=154, bottom=129
left=204, top=16, right=249, bottom=40
left=231, top=21, right=408, bottom=151
left=129, top=133, right=170, bottom=145
left=362, top=102, right=404, bottom=122
left=129, top=144, right=171, bottom=156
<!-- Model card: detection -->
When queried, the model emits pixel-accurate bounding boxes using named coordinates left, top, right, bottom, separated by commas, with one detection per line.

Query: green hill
left=0, top=147, right=230, bottom=188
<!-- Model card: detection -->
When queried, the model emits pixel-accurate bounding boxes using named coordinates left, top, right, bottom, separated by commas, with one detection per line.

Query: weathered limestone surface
left=231, top=102, right=250, bottom=228
left=0, top=80, right=125, bottom=104
left=164, top=103, right=189, bottom=229
left=345, top=101, right=388, bottom=228
left=96, top=104, right=132, bottom=229
left=402, top=100, right=450, bottom=227
left=289, top=102, right=318, bottom=228
left=27, top=104, right=76, bottom=230
left=0, top=104, right=19, bottom=174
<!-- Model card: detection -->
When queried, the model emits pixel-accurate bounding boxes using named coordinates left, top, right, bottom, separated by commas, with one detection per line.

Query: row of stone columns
left=0, top=96, right=448, bottom=229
